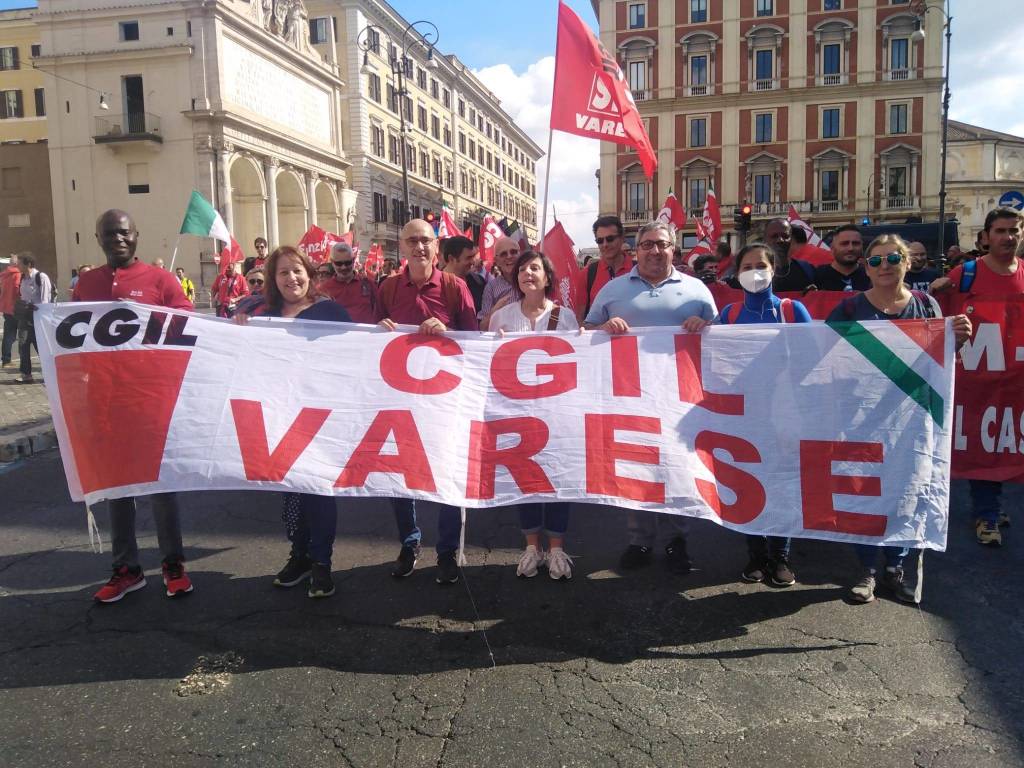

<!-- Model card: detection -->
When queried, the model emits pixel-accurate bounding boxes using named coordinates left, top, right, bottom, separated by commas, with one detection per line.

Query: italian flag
left=179, top=190, right=231, bottom=244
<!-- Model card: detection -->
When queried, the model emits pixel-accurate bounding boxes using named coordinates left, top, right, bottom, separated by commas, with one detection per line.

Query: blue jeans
left=391, top=498, right=462, bottom=555
left=519, top=502, right=570, bottom=537
left=746, top=535, right=790, bottom=559
left=970, top=480, right=1002, bottom=524
left=288, top=494, right=337, bottom=566
left=855, top=544, right=910, bottom=571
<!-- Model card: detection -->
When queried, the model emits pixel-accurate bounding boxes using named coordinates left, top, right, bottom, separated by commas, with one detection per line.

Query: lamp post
left=357, top=20, right=440, bottom=227
left=911, top=0, right=952, bottom=260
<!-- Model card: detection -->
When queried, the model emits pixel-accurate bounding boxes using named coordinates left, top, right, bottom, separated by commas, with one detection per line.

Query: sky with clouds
left=2, top=0, right=1021, bottom=247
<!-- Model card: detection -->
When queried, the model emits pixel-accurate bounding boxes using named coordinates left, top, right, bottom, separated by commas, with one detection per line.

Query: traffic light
left=424, top=210, right=438, bottom=232
left=734, top=203, right=752, bottom=232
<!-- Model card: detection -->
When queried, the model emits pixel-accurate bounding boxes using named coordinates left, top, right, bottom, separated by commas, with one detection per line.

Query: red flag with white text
left=298, top=225, right=344, bottom=264
left=541, top=220, right=580, bottom=310
left=656, top=191, right=687, bottom=231
left=478, top=215, right=505, bottom=270
left=787, top=204, right=831, bottom=252
left=439, top=207, right=461, bottom=240
left=702, top=189, right=722, bottom=243
left=549, top=1, right=657, bottom=178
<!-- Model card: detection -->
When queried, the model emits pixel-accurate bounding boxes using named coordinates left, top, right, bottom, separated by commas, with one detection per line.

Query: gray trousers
left=110, top=493, right=184, bottom=569
left=626, top=510, right=691, bottom=548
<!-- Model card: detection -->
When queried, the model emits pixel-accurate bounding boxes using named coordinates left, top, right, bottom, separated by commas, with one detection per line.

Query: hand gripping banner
left=35, top=303, right=954, bottom=550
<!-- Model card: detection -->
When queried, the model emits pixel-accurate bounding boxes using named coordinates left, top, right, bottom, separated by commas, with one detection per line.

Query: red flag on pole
left=541, top=220, right=581, bottom=310
left=787, top=204, right=831, bottom=251
left=656, top=190, right=687, bottom=231
left=478, top=215, right=505, bottom=271
left=217, top=237, right=244, bottom=275
left=298, top=225, right=344, bottom=263
left=439, top=207, right=460, bottom=240
left=549, top=1, right=657, bottom=179
left=701, top=188, right=722, bottom=243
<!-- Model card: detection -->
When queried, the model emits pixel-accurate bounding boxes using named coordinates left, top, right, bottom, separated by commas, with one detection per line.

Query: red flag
left=439, top=207, right=461, bottom=240
left=701, top=188, right=722, bottom=243
left=218, top=237, right=244, bottom=275
left=550, top=1, right=657, bottom=178
left=541, top=221, right=580, bottom=310
left=787, top=204, right=831, bottom=251
left=478, top=215, right=505, bottom=270
left=298, top=225, right=343, bottom=263
left=791, top=241, right=833, bottom=267
left=656, top=191, right=687, bottom=231
left=364, top=242, right=382, bottom=277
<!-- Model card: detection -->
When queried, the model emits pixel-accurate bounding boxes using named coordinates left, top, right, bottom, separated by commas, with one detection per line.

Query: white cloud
left=474, top=57, right=601, bottom=250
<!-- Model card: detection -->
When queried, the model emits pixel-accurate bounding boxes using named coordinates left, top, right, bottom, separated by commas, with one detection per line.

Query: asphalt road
left=1, top=450, right=1022, bottom=768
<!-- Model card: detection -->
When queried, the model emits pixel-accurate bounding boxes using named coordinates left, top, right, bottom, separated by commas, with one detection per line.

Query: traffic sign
left=998, top=190, right=1024, bottom=210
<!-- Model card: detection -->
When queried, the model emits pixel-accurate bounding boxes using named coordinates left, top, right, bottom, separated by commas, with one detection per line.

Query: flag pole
left=167, top=234, right=183, bottom=272
left=538, top=128, right=555, bottom=246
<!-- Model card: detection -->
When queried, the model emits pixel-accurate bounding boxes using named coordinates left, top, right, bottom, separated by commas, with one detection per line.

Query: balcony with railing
left=819, top=73, right=849, bottom=86
left=632, top=89, right=652, bottom=101
left=687, top=83, right=712, bottom=97
left=752, top=78, right=777, bottom=92
left=621, top=209, right=652, bottom=226
left=93, top=112, right=163, bottom=145
left=884, top=195, right=918, bottom=210
left=814, top=199, right=844, bottom=213
left=885, top=69, right=912, bottom=82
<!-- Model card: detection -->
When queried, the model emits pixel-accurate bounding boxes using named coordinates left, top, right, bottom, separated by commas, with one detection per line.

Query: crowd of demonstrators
left=585, top=221, right=717, bottom=575
left=73, top=209, right=195, bottom=603
left=235, top=247, right=351, bottom=599
left=488, top=251, right=579, bottom=579
left=934, top=207, right=1024, bottom=547
left=0, top=257, right=21, bottom=369
left=37, top=205, right=1015, bottom=604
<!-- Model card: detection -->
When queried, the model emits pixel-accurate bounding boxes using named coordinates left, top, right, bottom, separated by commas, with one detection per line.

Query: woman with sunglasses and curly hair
left=827, top=234, right=971, bottom=606
left=235, top=246, right=350, bottom=598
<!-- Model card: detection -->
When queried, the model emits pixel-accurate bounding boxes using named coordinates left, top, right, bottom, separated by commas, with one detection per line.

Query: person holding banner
left=236, top=246, right=350, bottom=598
left=377, top=219, right=478, bottom=585
left=934, top=206, right=1023, bottom=547
left=828, top=234, right=972, bottom=604
left=487, top=250, right=579, bottom=580
left=585, top=220, right=717, bottom=575
left=707, top=243, right=812, bottom=588
left=74, top=209, right=195, bottom=603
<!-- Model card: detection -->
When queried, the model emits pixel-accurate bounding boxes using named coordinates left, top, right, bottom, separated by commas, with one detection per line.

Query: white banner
left=35, top=303, right=955, bottom=550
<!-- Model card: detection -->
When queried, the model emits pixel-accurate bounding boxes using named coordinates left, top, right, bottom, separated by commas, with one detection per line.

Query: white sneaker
left=516, top=545, right=544, bottom=578
left=547, top=547, right=574, bottom=581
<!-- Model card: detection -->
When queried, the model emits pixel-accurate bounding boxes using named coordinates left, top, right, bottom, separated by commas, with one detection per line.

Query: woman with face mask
left=716, top=243, right=811, bottom=588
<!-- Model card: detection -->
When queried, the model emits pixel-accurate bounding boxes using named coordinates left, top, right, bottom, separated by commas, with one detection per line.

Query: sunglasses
left=333, top=260, right=354, bottom=268
left=866, top=252, right=904, bottom=267
left=595, top=235, right=619, bottom=245
left=247, top=278, right=264, bottom=286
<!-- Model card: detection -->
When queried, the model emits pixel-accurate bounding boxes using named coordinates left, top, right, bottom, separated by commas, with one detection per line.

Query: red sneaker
left=162, top=559, right=194, bottom=597
left=94, top=565, right=146, bottom=603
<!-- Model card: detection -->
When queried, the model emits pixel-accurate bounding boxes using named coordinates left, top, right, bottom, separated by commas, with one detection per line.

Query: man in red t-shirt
left=574, top=215, right=634, bottom=324
left=376, top=218, right=477, bottom=586
left=0, top=261, right=21, bottom=367
left=934, top=206, right=1024, bottom=547
left=318, top=241, right=378, bottom=323
left=74, top=209, right=194, bottom=603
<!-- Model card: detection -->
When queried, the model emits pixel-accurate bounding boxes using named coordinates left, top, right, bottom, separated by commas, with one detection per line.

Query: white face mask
left=738, top=268, right=772, bottom=294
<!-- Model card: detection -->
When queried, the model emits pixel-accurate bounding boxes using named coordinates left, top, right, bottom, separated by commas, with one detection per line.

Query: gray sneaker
left=888, top=556, right=923, bottom=605
left=849, top=570, right=876, bottom=604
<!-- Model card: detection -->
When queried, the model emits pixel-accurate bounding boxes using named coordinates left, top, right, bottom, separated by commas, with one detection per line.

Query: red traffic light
left=741, top=204, right=752, bottom=216
left=425, top=211, right=436, bottom=223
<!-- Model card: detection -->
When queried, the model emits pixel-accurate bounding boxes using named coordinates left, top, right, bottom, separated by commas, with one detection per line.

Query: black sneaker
left=664, top=537, right=692, bottom=575
left=768, top=556, right=796, bottom=587
left=619, top=544, right=653, bottom=570
left=391, top=543, right=421, bottom=578
left=273, top=554, right=312, bottom=588
left=307, top=563, right=335, bottom=598
left=435, top=552, right=459, bottom=584
left=741, top=556, right=767, bottom=583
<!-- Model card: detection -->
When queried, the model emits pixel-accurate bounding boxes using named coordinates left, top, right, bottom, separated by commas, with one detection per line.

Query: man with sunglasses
left=575, top=215, right=634, bottom=323
left=814, top=224, right=870, bottom=292
left=376, top=218, right=478, bottom=586
left=318, top=241, right=378, bottom=324
left=584, top=220, right=717, bottom=576
left=934, top=206, right=1024, bottom=546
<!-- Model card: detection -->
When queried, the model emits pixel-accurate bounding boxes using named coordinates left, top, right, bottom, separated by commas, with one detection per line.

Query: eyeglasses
left=638, top=240, right=673, bottom=252
left=333, top=260, right=354, bottom=268
left=247, top=278, right=264, bottom=286
left=595, top=235, right=620, bottom=245
left=866, top=252, right=904, bottom=267
left=404, top=237, right=435, bottom=247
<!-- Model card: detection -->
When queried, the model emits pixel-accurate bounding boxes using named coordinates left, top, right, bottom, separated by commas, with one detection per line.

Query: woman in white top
left=488, top=251, right=578, bottom=580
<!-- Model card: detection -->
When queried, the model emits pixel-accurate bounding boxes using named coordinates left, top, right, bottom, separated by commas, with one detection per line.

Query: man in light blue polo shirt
left=584, top=220, right=717, bottom=576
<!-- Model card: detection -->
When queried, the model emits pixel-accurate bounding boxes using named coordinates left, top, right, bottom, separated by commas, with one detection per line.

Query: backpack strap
left=959, top=259, right=977, bottom=292
left=722, top=303, right=742, bottom=324
left=583, top=259, right=601, bottom=318
left=780, top=297, right=794, bottom=323
left=546, top=304, right=561, bottom=331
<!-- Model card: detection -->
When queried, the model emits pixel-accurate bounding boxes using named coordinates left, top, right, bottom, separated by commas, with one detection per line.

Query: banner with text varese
left=35, top=303, right=954, bottom=551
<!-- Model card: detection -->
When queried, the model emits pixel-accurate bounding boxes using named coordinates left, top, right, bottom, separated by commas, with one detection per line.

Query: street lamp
left=911, top=0, right=952, bottom=260
left=357, top=20, right=441, bottom=227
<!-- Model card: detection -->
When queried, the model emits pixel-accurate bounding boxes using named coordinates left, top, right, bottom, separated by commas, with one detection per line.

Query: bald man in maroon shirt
left=75, top=209, right=195, bottom=604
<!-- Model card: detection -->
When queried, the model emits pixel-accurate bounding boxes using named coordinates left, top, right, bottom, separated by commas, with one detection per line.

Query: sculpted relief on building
left=249, top=0, right=313, bottom=53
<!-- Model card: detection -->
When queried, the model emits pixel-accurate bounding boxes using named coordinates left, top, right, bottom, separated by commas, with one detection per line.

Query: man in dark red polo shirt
left=318, top=241, right=378, bottom=323
left=74, top=209, right=194, bottom=603
left=376, top=218, right=477, bottom=585
left=574, top=215, right=634, bottom=324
